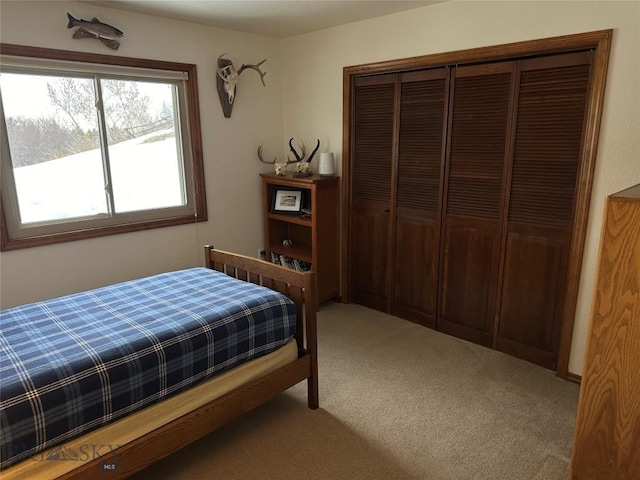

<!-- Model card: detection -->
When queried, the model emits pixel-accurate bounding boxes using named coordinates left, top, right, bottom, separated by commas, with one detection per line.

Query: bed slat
left=249, top=272, right=261, bottom=286
left=287, top=286, right=305, bottom=349
left=212, top=261, right=225, bottom=273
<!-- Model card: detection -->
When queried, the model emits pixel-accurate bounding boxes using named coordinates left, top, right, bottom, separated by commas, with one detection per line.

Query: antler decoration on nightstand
left=289, top=138, right=320, bottom=177
left=257, top=143, right=296, bottom=176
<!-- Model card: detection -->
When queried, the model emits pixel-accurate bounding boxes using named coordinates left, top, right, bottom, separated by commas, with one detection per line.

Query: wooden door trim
left=436, top=67, right=456, bottom=334
left=342, top=30, right=612, bottom=379
left=555, top=32, right=612, bottom=378
left=435, top=68, right=452, bottom=333
left=492, top=61, right=521, bottom=348
left=386, top=77, right=401, bottom=312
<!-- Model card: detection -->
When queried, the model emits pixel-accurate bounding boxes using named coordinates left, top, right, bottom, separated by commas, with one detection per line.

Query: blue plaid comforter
left=0, top=267, right=296, bottom=469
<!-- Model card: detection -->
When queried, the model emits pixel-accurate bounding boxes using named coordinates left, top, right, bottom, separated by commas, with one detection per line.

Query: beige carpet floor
left=130, top=302, right=580, bottom=480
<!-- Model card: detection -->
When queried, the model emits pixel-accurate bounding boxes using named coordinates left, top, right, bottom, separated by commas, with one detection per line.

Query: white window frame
left=0, top=44, right=207, bottom=251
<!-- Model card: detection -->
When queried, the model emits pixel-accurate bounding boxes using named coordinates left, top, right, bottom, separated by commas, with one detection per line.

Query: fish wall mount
left=67, top=13, right=124, bottom=50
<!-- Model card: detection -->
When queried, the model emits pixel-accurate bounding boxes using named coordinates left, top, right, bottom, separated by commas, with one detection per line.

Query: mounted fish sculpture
left=67, top=13, right=124, bottom=50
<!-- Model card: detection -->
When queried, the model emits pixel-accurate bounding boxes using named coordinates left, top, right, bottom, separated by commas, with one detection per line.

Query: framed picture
left=271, top=188, right=304, bottom=214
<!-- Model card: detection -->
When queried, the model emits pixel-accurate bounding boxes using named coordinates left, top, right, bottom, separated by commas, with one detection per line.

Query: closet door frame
left=342, top=29, right=612, bottom=379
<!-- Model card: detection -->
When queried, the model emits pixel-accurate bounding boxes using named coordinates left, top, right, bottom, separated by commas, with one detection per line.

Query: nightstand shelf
left=267, top=212, right=312, bottom=227
left=261, top=173, right=340, bottom=303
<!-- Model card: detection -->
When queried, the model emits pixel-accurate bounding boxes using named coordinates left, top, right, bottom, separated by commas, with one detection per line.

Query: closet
left=351, top=69, right=448, bottom=327
left=347, top=43, right=600, bottom=369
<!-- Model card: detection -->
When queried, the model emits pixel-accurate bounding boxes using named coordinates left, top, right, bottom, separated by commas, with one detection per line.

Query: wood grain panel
left=350, top=206, right=390, bottom=311
left=392, top=218, right=437, bottom=327
left=497, top=232, right=565, bottom=353
left=315, top=181, right=341, bottom=302
left=439, top=222, right=499, bottom=345
left=571, top=186, right=640, bottom=480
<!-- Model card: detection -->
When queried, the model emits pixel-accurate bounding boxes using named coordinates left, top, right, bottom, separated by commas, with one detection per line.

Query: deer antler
left=238, top=59, right=267, bottom=86
left=288, top=138, right=308, bottom=163
left=257, top=144, right=277, bottom=164
left=307, top=139, right=321, bottom=163
left=288, top=138, right=321, bottom=163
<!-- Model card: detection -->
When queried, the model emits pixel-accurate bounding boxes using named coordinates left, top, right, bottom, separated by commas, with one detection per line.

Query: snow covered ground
left=13, top=133, right=185, bottom=224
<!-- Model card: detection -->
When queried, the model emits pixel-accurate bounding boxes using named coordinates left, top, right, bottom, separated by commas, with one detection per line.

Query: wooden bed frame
left=52, top=246, right=319, bottom=479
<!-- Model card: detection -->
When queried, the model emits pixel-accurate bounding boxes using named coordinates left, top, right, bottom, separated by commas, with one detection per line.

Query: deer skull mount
left=216, top=54, right=267, bottom=118
left=257, top=139, right=321, bottom=176
left=289, top=138, right=320, bottom=177
left=288, top=138, right=320, bottom=163
left=257, top=143, right=296, bottom=176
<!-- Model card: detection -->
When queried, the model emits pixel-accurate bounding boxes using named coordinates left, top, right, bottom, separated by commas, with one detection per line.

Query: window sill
left=0, top=213, right=207, bottom=251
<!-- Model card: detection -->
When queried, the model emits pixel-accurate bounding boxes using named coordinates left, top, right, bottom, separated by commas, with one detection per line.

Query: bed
left=0, top=246, right=318, bottom=479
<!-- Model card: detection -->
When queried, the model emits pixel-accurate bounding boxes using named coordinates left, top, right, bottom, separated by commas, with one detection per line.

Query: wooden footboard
left=205, top=246, right=319, bottom=410
left=53, top=247, right=318, bottom=479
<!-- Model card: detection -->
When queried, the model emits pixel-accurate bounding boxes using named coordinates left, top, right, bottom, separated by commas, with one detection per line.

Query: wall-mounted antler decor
left=217, top=54, right=267, bottom=118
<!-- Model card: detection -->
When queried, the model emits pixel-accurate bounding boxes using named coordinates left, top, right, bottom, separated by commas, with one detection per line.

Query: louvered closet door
left=495, top=52, right=593, bottom=368
left=438, top=63, right=514, bottom=346
left=391, top=69, right=448, bottom=328
left=350, top=74, right=397, bottom=311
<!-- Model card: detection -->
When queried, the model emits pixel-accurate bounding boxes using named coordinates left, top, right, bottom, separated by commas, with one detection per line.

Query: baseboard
left=566, top=372, right=582, bottom=385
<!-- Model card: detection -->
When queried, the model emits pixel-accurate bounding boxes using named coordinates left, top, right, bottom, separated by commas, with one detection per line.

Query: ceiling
left=87, top=1, right=441, bottom=38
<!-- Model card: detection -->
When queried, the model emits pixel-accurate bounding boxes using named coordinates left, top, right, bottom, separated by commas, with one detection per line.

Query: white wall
left=0, top=1, right=283, bottom=307
left=2, top=1, right=638, bottom=375
left=281, top=0, right=640, bottom=375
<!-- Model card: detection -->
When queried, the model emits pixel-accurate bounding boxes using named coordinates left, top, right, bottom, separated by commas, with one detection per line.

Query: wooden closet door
left=495, top=52, right=593, bottom=368
left=350, top=74, right=398, bottom=311
left=391, top=69, right=448, bottom=328
left=438, top=63, right=514, bottom=346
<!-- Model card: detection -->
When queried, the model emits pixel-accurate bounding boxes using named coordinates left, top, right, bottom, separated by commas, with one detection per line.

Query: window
left=0, top=45, right=207, bottom=250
